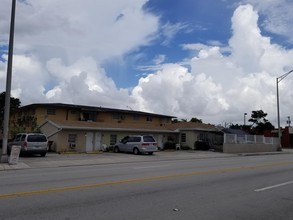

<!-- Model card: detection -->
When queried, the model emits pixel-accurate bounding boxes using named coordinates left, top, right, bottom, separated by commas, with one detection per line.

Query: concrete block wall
left=223, top=143, right=279, bottom=153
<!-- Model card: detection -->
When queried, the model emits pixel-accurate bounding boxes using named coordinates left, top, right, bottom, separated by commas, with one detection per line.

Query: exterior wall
left=46, top=133, right=59, bottom=152
left=9, top=106, right=68, bottom=135
left=9, top=104, right=173, bottom=140
left=54, top=130, right=87, bottom=152
left=179, top=131, right=221, bottom=150
left=97, top=111, right=169, bottom=126
left=180, top=131, right=198, bottom=149
left=223, top=143, right=279, bottom=153
left=45, top=129, right=175, bottom=153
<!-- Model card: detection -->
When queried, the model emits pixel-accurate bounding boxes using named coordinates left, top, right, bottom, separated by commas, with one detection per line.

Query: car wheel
left=133, top=148, right=140, bottom=155
left=40, top=152, right=46, bottom=157
left=114, top=146, right=120, bottom=153
left=148, top=152, right=153, bottom=155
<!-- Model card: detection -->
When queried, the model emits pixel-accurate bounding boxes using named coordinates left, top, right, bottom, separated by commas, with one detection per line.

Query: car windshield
left=143, top=136, right=155, bottom=142
left=27, top=135, right=47, bottom=142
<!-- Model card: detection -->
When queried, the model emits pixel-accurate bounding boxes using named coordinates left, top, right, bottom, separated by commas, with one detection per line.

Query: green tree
left=248, top=110, right=267, bottom=126
left=229, top=124, right=242, bottom=129
left=0, top=92, right=21, bottom=130
left=189, top=117, right=203, bottom=123
left=248, top=110, right=274, bottom=134
left=0, top=92, right=21, bottom=112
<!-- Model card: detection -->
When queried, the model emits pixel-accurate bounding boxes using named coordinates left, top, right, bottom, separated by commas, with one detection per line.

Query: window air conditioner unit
left=69, top=143, right=76, bottom=149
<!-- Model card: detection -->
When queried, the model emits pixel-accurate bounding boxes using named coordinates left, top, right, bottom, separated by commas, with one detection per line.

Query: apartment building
left=8, top=103, right=219, bottom=152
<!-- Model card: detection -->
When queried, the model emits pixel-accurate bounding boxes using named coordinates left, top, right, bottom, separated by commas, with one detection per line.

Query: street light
left=276, top=69, right=293, bottom=150
left=287, top=116, right=291, bottom=127
left=244, top=113, right=247, bottom=126
left=1, top=0, right=16, bottom=163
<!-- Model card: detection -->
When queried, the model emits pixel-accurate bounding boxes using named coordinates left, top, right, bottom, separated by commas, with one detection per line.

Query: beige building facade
left=8, top=103, right=219, bottom=152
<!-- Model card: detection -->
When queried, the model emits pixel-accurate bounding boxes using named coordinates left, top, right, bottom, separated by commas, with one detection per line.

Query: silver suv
left=114, top=135, right=158, bottom=155
left=8, top=133, right=48, bottom=157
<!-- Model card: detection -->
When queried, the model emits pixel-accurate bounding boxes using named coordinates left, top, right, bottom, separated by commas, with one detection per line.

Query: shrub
left=163, top=141, right=176, bottom=150
left=181, top=145, right=191, bottom=150
left=194, top=140, right=210, bottom=150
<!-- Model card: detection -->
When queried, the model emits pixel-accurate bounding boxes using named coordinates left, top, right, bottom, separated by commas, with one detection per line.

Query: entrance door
left=94, top=132, right=102, bottom=151
left=158, top=134, right=163, bottom=150
left=86, top=132, right=94, bottom=152
left=86, top=132, right=102, bottom=152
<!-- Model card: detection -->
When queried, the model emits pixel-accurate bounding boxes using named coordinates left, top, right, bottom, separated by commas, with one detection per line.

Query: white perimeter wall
left=223, top=143, right=279, bottom=153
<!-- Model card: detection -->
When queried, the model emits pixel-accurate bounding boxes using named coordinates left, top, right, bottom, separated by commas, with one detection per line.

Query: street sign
left=8, top=145, right=21, bottom=165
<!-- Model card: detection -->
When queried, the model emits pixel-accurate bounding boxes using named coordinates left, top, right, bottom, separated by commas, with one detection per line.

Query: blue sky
left=106, top=0, right=235, bottom=88
left=1, top=0, right=293, bottom=126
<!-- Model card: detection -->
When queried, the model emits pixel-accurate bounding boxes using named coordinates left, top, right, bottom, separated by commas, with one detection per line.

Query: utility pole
left=276, top=69, right=293, bottom=151
left=244, top=113, right=247, bottom=126
left=1, top=0, right=16, bottom=163
left=287, top=116, right=291, bottom=127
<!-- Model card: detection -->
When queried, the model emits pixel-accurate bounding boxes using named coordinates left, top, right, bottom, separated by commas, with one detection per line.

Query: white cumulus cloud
left=1, top=1, right=293, bottom=127
left=132, top=4, right=293, bottom=125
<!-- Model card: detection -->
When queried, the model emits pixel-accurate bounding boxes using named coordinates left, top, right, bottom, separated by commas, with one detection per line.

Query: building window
left=181, top=133, right=186, bottom=143
left=71, top=110, right=77, bottom=114
left=81, top=111, right=96, bottom=121
left=68, top=134, right=77, bottom=149
left=146, top=116, right=152, bottom=122
left=112, top=113, right=125, bottom=120
left=82, top=112, right=90, bottom=121
left=110, top=134, right=117, bottom=145
left=47, top=108, right=56, bottom=115
left=112, top=113, right=120, bottom=119
left=133, top=115, right=140, bottom=121
left=162, top=117, right=170, bottom=124
left=68, top=134, right=77, bottom=143
left=198, top=133, right=208, bottom=141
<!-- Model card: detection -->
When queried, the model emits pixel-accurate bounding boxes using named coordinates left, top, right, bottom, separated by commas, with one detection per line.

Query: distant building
left=270, top=126, right=293, bottom=149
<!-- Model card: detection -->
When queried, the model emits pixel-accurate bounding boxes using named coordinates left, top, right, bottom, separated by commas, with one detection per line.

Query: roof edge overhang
left=175, top=128, right=217, bottom=132
left=20, top=103, right=176, bottom=118
left=59, top=126, right=178, bottom=133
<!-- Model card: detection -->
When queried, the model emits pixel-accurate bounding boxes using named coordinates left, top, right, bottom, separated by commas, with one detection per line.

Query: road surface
left=0, top=153, right=293, bottom=219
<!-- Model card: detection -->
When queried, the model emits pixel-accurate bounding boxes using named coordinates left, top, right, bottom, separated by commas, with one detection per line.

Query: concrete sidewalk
left=1, top=149, right=293, bottom=171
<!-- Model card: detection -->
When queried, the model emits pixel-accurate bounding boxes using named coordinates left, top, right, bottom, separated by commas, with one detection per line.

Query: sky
left=1, top=0, right=293, bottom=127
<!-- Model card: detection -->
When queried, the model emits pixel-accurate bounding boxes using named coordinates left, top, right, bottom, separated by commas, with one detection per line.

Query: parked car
left=8, top=133, right=48, bottom=157
left=114, top=135, right=158, bottom=155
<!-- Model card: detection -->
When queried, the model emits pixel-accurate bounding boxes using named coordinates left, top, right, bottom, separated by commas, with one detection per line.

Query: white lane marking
left=134, top=164, right=170, bottom=169
left=255, top=181, right=293, bottom=192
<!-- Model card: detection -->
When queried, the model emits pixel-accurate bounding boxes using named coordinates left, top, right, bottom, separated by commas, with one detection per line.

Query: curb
left=1, top=150, right=293, bottom=171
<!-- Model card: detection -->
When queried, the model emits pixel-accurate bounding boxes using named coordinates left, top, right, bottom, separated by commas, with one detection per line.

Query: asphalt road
left=1, top=153, right=293, bottom=219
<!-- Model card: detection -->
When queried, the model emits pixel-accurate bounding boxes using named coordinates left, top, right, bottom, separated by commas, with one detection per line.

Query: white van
left=8, top=133, right=48, bottom=157
left=114, top=135, right=158, bottom=155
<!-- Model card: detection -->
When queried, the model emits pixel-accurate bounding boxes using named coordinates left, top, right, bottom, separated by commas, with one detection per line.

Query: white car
left=114, top=135, right=158, bottom=155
